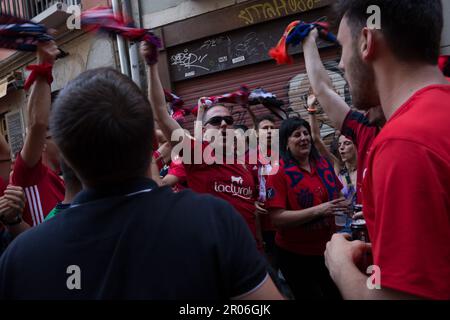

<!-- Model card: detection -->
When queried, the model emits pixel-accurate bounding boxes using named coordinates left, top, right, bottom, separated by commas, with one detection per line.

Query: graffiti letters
left=234, top=33, right=268, bottom=58
left=171, top=50, right=210, bottom=71
left=198, top=36, right=231, bottom=51
left=238, top=0, right=322, bottom=25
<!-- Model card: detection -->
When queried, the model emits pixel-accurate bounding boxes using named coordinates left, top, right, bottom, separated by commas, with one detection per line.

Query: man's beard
left=366, top=106, right=386, bottom=128
left=347, top=46, right=381, bottom=111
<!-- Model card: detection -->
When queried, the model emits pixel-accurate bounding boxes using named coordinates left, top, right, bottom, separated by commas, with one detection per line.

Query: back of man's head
left=50, top=68, right=154, bottom=187
left=335, top=0, right=443, bottom=65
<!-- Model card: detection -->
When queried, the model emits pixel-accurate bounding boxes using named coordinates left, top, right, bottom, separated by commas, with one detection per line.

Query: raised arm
left=302, top=29, right=351, bottom=130
left=308, top=95, right=342, bottom=169
left=21, top=41, right=59, bottom=168
left=141, top=43, right=184, bottom=146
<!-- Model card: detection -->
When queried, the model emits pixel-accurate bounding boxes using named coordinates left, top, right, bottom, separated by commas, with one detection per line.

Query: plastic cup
left=335, top=212, right=347, bottom=227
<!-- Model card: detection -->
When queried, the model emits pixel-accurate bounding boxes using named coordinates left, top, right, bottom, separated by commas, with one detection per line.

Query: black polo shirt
left=0, top=178, right=268, bottom=299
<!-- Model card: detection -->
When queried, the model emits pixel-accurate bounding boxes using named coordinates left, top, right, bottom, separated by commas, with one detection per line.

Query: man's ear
left=361, top=27, right=377, bottom=62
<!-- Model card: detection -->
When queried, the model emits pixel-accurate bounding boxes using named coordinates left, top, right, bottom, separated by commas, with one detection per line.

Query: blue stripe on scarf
left=284, top=156, right=340, bottom=202
left=0, top=14, right=52, bottom=52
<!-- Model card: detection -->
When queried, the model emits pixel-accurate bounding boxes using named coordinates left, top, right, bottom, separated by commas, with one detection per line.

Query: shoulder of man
left=341, top=110, right=377, bottom=143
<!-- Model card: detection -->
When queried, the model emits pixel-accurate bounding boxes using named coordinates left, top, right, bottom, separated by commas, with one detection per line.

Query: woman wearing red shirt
left=266, top=118, right=346, bottom=300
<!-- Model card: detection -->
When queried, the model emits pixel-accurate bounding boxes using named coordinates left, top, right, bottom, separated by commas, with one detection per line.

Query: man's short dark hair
left=255, top=115, right=276, bottom=129
left=50, top=68, right=154, bottom=187
left=335, top=0, right=443, bottom=65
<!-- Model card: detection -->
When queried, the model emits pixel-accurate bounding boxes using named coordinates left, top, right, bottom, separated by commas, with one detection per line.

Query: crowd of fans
left=0, top=0, right=449, bottom=300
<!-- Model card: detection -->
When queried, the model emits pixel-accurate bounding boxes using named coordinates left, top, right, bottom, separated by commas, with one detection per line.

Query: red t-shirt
left=266, top=157, right=342, bottom=256
left=167, top=157, right=187, bottom=192
left=363, top=85, right=450, bottom=300
left=11, top=153, right=65, bottom=227
left=341, top=111, right=378, bottom=204
left=183, top=140, right=259, bottom=244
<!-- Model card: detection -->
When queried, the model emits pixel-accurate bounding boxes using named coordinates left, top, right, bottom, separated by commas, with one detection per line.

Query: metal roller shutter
left=174, top=46, right=351, bottom=144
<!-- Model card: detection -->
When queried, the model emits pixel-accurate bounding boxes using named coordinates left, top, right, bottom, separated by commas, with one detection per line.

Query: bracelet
left=24, top=63, right=54, bottom=90
left=307, top=107, right=317, bottom=114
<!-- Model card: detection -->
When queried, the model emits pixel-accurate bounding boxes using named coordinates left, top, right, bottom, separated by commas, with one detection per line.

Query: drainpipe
left=112, top=0, right=130, bottom=76
left=122, top=0, right=142, bottom=87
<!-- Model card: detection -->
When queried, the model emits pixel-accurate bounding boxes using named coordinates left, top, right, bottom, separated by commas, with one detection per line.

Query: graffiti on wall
left=237, top=0, right=324, bottom=25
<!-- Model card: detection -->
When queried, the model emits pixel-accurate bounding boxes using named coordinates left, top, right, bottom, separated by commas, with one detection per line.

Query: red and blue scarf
left=81, top=7, right=161, bottom=65
left=0, top=14, right=53, bottom=52
left=284, top=156, right=341, bottom=202
left=269, top=20, right=337, bottom=65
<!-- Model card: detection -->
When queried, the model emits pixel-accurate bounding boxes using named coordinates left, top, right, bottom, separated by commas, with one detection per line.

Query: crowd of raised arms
left=0, top=0, right=449, bottom=300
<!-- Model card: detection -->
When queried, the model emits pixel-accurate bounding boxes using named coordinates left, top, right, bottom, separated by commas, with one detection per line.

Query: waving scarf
left=200, top=86, right=250, bottom=107
left=0, top=14, right=53, bottom=52
left=164, top=89, right=190, bottom=123
left=192, top=86, right=250, bottom=117
left=249, top=88, right=287, bottom=120
left=269, top=20, right=337, bottom=65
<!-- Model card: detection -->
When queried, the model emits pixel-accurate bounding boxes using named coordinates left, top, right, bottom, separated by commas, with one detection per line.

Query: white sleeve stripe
left=29, top=186, right=40, bottom=225
left=34, top=186, right=45, bottom=224
left=24, top=187, right=37, bottom=227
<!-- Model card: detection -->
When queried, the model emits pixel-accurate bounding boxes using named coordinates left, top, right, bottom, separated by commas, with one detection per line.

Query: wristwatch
left=0, top=214, right=23, bottom=227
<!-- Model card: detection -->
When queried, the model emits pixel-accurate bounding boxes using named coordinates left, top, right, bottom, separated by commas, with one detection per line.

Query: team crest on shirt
left=231, top=176, right=244, bottom=185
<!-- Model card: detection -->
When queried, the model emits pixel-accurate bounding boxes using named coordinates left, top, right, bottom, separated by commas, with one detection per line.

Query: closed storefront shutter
left=174, top=46, right=351, bottom=144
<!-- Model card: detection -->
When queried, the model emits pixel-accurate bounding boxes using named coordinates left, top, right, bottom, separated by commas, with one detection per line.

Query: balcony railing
left=0, top=0, right=81, bottom=20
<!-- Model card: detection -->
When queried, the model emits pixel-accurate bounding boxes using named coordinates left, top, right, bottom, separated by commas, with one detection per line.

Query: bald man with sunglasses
left=142, top=45, right=263, bottom=252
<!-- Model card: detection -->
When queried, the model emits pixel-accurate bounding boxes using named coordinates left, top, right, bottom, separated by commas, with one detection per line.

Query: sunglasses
left=205, top=116, right=234, bottom=126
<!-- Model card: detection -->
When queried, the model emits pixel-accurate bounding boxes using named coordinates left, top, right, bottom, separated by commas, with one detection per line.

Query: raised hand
left=37, top=41, right=60, bottom=65
left=0, top=185, right=26, bottom=225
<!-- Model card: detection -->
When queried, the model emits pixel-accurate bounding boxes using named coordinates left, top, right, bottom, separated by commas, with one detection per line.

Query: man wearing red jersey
left=251, top=115, right=278, bottom=262
left=142, top=45, right=265, bottom=249
left=325, top=0, right=450, bottom=300
left=10, top=41, right=65, bottom=227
